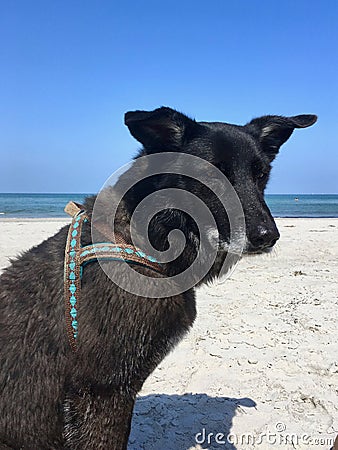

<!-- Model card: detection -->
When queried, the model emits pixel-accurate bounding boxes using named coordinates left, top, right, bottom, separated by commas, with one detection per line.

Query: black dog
left=0, top=107, right=316, bottom=449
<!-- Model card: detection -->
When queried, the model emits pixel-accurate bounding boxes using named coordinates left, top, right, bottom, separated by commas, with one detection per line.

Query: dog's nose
left=249, top=225, right=280, bottom=251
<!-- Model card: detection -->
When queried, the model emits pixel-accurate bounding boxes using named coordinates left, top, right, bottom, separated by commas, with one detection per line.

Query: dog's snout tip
left=247, top=226, right=280, bottom=252
left=269, top=235, right=280, bottom=246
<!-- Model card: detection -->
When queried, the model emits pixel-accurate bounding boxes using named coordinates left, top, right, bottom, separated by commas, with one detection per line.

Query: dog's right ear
left=124, top=107, right=196, bottom=151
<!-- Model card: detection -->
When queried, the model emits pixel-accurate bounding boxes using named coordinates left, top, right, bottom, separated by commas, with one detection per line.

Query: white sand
left=0, top=218, right=337, bottom=450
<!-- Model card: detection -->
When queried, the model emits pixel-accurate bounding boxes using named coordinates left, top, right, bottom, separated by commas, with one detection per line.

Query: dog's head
left=124, top=107, right=317, bottom=256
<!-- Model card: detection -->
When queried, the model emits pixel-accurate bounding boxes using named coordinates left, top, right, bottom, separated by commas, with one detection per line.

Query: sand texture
left=0, top=218, right=337, bottom=449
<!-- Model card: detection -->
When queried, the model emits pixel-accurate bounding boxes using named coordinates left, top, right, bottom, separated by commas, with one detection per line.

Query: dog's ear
left=246, top=114, right=317, bottom=160
left=124, top=107, right=197, bottom=151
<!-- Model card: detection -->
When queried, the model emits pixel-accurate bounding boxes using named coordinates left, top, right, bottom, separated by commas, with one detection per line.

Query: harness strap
left=64, top=201, right=162, bottom=351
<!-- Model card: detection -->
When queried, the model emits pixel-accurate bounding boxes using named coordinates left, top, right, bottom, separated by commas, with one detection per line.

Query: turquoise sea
left=0, top=193, right=337, bottom=218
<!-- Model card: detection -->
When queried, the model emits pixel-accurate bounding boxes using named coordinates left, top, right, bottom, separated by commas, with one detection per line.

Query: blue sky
left=1, top=0, right=337, bottom=194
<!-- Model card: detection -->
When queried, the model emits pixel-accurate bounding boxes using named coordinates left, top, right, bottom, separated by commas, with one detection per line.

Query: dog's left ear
left=124, top=106, right=198, bottom=151
left=246, top=114, right=317, bottom=160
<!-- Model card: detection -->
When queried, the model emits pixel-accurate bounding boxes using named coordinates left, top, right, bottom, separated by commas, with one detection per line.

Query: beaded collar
left=64, top=201, right=162, bottom=351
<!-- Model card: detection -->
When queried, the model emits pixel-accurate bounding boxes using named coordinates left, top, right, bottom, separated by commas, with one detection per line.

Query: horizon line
left=0, top=192, right=337, bottom=196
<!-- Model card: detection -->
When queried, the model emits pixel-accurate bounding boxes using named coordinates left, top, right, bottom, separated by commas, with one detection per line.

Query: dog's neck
left=84, top=189, right=200, bottom=278
left=84, top=180, right=236, bottom=284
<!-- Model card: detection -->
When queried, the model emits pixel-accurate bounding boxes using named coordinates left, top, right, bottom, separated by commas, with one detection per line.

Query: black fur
left=0, top=107, right=316, bottom=449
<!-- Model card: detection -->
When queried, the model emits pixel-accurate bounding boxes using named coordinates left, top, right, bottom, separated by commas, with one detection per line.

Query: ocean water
left=266, top=194, right=338, bottom=218
left=0, top=193, right=337, bottom=219
left=0, top=193, right=90, bottom=218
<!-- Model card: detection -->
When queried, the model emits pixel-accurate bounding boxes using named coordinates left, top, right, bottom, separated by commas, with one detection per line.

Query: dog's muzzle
left=246, top=225, right=280, bottom=253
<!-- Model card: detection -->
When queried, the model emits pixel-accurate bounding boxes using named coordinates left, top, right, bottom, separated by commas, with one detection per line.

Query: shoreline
left=0, top=217, right=71, bottom=222
left=1, top=216, right=338, bottom=222
left=1, top=193, right=337, bottom=223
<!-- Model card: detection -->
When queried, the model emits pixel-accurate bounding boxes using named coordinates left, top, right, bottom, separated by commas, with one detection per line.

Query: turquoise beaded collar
left=64, top=202, right=162, bottom=351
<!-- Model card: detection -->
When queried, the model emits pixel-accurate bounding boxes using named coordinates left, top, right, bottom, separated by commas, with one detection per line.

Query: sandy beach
left=0, top=218, right=337, bottom=450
